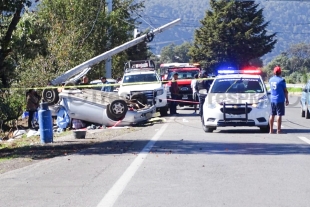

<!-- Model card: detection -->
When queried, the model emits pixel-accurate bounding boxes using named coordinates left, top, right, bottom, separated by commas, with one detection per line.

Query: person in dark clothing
left=169, top=72, right=180, bottom=115
left=195, top=70, right=211, bottom=118
left=26, top=89, right=40, bottom=129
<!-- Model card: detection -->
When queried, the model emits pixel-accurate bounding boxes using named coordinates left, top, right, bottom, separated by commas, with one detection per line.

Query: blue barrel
left=38, top=102, right=53, bottom=143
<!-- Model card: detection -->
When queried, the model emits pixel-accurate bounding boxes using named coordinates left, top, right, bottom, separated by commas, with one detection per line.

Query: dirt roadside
left=0, top=126, right=146, bottom=174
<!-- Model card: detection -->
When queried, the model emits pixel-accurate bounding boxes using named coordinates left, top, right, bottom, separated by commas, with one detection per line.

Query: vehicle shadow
left=2, top=138, right=310, bottom=162
left=78, top=139, right=310, bottom=156
left=2, top=128, right=310, bottom=161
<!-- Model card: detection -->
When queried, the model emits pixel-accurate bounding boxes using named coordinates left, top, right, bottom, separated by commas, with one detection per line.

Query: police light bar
left=242, top=69, right=261, bottom=74
left=218, top=69, right=261, bottom=75
left=218, top=69, right=237, bottom=74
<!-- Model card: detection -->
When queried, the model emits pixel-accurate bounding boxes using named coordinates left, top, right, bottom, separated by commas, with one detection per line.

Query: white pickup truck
left=118, top=60, right=169, bottom=116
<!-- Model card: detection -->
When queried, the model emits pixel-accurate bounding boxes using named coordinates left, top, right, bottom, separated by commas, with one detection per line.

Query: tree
left=263, top=43, right=310, bottom=83
left=189, top=0, right=277, bottom=70
left=126, top=31, right=150, bottom=62
left=263, top=53, right=290, bottom=80
left=16, top=0, right=145, bottom=86
left=287, top=43, right=310, bottom=74
left=160, top=42, right=191, bottom=63
left=0, top=0, right=32, bottom=89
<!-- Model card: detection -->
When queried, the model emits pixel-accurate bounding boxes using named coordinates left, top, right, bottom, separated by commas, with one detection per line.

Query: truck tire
left=42, top=88, right=59, bottom=105
left=108, top=100, right=128, bottom=119
left=159, top=106, right=168, bottom=116
left=106, top=104, right=125, bottom=121
left=131, top=93, right=148, bottom=108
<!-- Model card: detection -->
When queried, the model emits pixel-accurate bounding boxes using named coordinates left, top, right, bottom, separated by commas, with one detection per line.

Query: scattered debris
left=27, top=130, right=40, bottom=138
left=13, top=130, right=27, bottom=139
left=72, top=119, right=86, bottom=129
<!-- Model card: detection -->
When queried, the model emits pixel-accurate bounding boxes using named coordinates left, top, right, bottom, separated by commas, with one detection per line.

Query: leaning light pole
left=42, top=18, right=182, bottom=104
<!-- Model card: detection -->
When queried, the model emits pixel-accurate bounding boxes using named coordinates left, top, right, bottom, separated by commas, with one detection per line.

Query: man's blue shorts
left=271, top=102, right=285, bottom=116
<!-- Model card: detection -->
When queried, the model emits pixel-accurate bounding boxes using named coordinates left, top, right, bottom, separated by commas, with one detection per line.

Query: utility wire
left=82, top=0, right=104, bottom=43
left=134, top=11, right=156, bottom=30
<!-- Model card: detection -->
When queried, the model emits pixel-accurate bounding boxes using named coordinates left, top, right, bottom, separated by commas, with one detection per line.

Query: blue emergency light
left=218, top=68, right=261, bottom=75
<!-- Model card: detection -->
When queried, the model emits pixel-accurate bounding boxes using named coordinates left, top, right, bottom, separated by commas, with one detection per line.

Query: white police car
left=202, top=69, right=270, bottom=133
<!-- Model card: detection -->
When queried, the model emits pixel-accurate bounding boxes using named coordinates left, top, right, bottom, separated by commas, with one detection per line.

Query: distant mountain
left=138, top=0, right=310, bottom=65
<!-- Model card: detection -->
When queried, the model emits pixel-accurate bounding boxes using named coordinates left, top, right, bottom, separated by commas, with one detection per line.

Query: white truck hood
left=118, top=83, right=163, bottom=95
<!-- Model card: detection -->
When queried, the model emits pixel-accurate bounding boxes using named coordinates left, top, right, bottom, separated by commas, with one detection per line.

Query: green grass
left=287, top=87, right=302, bottom=93
left=0, top=155, right=18, bottom=162
left=265, top=86, right=302, bottom=93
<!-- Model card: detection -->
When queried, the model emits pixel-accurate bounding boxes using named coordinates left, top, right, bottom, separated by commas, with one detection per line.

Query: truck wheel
left=306, top=108, right=310, bottom=119
left=106, top=104, right=124, bottom=121
left=159, top=106, right=168, bottom=116
left=42, top=88, right=59, bottom=105
left=131, top=93, right=148, bottom=107
left=109, top=100, right=128, bottom=119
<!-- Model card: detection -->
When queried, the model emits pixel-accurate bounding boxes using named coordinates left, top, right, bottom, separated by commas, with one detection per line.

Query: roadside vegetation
left=0, top=0, right=148, bottom=130
left=287, top=87, right=303, bottom=93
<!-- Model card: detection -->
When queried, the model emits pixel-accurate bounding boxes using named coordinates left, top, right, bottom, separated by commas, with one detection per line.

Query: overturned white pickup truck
left=55, top=89, right=155, bottom=127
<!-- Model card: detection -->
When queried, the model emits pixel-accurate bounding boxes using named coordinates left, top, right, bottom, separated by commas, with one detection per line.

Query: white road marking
left=96, top=118, right=172, bottom=207
left=298, top=137, right=310, bottom=145
left=182, top=118, right=189, bottom=122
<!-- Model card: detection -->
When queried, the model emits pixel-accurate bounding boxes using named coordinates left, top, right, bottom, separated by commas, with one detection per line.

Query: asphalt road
left=1, top=95, right=310, bottom=207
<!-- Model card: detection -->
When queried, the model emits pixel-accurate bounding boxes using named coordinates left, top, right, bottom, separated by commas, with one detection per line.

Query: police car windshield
left=210, top=78, right=264, bottom=93
left=122, top=74, right=159, bottom=83
left=167, top=71, right=199, bottom=80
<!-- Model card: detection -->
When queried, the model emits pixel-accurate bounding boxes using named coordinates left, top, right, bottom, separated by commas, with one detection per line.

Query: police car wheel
left=202, top=116, right=215, bottom=133
left=259, top=125, right=270, bottom=133
left=301, top=107, right=305, bottom=117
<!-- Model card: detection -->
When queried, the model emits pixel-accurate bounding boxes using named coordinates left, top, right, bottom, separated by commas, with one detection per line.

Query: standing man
left=195, top=70, right=211, bottom=118
left=191, top=74, right=199, bottom=114
left=169, top=72, right=180, bottom=115
left=269, top=66, right=289, bottom=134
left=100, top=77, right=111, bottom=92
left=26, top=89, right=40, bottom=129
